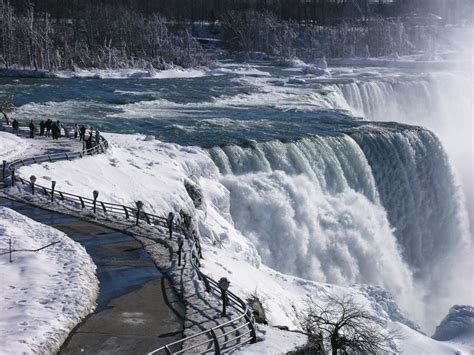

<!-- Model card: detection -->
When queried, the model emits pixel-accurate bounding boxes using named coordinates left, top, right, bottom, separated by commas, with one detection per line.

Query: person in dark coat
left=51, top=121, right=59, bottom=140
left=28, top=120, right=35, bottom=138
left=12, top=119, right=19, bottom=134
left=45, top=119, right=52, bottom=137
left=79, top=125, right=86, bottom=141
left=73, top=124, right=79, bottom=139
left=39, top=120, right=45, bottom=136
left=85, top=134, right=93, bottom=153
left=56, top=120, right=62, bottom=138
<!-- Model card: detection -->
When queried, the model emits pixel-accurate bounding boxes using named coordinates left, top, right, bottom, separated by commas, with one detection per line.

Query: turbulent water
left=1, top=60, right=472, bottom=331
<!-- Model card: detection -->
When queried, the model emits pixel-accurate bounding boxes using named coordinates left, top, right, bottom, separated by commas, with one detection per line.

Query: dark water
left=0, top=63, right=422, bottom=148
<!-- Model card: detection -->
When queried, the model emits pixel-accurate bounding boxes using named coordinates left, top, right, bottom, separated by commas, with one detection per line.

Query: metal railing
left=1, top=129, right=257, bottom=354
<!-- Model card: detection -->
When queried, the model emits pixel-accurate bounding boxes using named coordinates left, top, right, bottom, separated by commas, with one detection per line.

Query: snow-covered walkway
left=0, top=196, right=185, bottom=354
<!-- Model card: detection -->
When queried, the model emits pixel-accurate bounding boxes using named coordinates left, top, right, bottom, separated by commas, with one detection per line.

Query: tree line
left=0, top=0, right=208, bottom=71
left=1, top=0, right=471, bottom=71
left=9, top=0, right=473, bottom=25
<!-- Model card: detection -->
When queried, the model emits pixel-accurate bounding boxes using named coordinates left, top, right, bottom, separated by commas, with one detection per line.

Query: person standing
left=79, top=125, right=86, bottom=141
left=51, top=121, right=58, bottom=140
left=73, top=124, right=79, bottom=139
left=45, top=119, right=52, bottom=137
left=28, top=120, right=35, bottom=138
left=12, top=119, right=19, bottom=135
left=39, top=120, right=45, bottom=136
left=56, top=120, right=62, bottom=138
left=95, top=129, right=101, bottom=145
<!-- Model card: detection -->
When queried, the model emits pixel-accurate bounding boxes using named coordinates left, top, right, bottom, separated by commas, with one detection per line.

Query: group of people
left=7, top=119, right=102, bottom=149
left=28, top=119, right=64, bottom=139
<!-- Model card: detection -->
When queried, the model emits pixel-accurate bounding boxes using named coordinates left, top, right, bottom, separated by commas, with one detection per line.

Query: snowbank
left=210, top=66, right=271, bottom=77
left=0, top=131, right=31, bottom=161
left=394, top=322, right=472, bottom=354
left=240, top=325, right=307, bottom=354
left=283, top=58, right=330, bottom=76
left=0, top=207, right=98, bottom=354
left=55, top=67, right=208, bottom=80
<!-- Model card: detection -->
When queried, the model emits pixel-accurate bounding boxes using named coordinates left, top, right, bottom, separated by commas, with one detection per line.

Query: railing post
left=93, top=190, right=99, bottom=214
left=2, top=160, right=6, bottom=179
left=29, top=175, right=36, bottom=195
left=210, top=329, right=221, bottom=355
left=177, top=236, right=184, bottom=266
left=164, top=345, right=172, bottom=355
left=9, top=239, right=12, bottom=263
left=123, top=206, right=129, bottom=219
left=244, top=311, right=258, bottom=344
left=167, top=212, right=174, bottom=239
left=51, top=181, right=56, bottom=202
left=11, top=166, right=15, bottom=186
left=135, top=201, right=143, bottom=226
left=218, top=278, right=230, bottom=317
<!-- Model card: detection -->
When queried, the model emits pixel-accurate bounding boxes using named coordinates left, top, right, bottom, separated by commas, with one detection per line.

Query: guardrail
left=1, top=129, right=257, bottom=354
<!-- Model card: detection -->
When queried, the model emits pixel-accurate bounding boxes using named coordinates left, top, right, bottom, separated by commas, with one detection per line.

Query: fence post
left=210, top=329, right=221, bottom=355
left=167, top=212, right=174, bottom=239
left=135, top=201, right=143, bottom=226
left=11, top=166, right=15, bottom=186
left=29, top=175, right=36, bottom=195
left=9, top=239, right=12, bottom=263
left=177, top=236, right=184, bottom=266
left=51, top=181, right=56, bottom=202
left=2, top=160, right=6, bottom=179
left=93, top=190, right=99, bottom=214
left=244, top=311, right=258, bottom=344
left=218, top=278, right=230, bottom=317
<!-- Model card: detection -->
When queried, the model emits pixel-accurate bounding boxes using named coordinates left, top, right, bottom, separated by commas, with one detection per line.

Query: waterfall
left=332, top=71, right=473, bottom=237
left=207, top=126, right=470, bottom=329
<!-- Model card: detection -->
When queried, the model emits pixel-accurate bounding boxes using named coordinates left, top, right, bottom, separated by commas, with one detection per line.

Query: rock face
left=432, top=305, right=474, bottom=341
left=184, top=180, right=203, bottom=208
left=247, top=294, right=267, bottom=325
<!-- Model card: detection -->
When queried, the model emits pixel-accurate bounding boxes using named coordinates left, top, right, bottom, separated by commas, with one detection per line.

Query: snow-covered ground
left=0, top=131, right=31, bottom=162
left=14, top=132, right=473, bottom=353
left=0, top=207, right=98, bottom=354
left=0, top=64, right=272, bottom=80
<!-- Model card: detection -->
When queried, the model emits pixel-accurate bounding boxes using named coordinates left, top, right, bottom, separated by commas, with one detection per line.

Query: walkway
left=0, top=196, right=184, bottom=354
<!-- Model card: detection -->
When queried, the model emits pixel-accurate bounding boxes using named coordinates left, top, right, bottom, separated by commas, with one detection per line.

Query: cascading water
left=208, top=126, right=470, bottom=330
left=332, top=71, right=473, bottom=237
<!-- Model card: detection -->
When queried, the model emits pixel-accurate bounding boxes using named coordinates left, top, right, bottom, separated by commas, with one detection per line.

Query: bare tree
left=299, top=295, right=398, bottom=355
left=0, top=95, right=14, bottom=125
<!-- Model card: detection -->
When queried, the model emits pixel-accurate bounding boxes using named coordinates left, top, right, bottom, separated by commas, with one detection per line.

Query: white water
left=333, top=71, right=474, bottom=234
left=209, top=125, right=471, bottom=331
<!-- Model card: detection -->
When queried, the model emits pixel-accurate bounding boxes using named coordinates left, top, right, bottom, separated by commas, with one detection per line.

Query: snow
left=210, top=66, right=271, bottom=77
left=13, top=132, right=473, bottom=353
left=239, top=325, right=307, bottom=354
left=5, top=65, right=270, bottom=80
left=0, top=207, right=98, bottom=354
left=283, top=58, right=330, bottom=76
left=55, top=67, right=208, bottom=80
left=0, top=131, right=31, bottom=161
left=393, top=322, right=472, bottom=355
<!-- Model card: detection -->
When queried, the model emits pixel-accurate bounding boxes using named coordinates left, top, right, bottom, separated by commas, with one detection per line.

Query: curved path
left=0, top=196, right=184, bottom=354
left=1, top=127, right=257, bottom=354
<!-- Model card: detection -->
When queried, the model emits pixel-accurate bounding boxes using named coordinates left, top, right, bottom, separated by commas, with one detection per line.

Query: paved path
left=0, top=197, right=184, bottom=354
